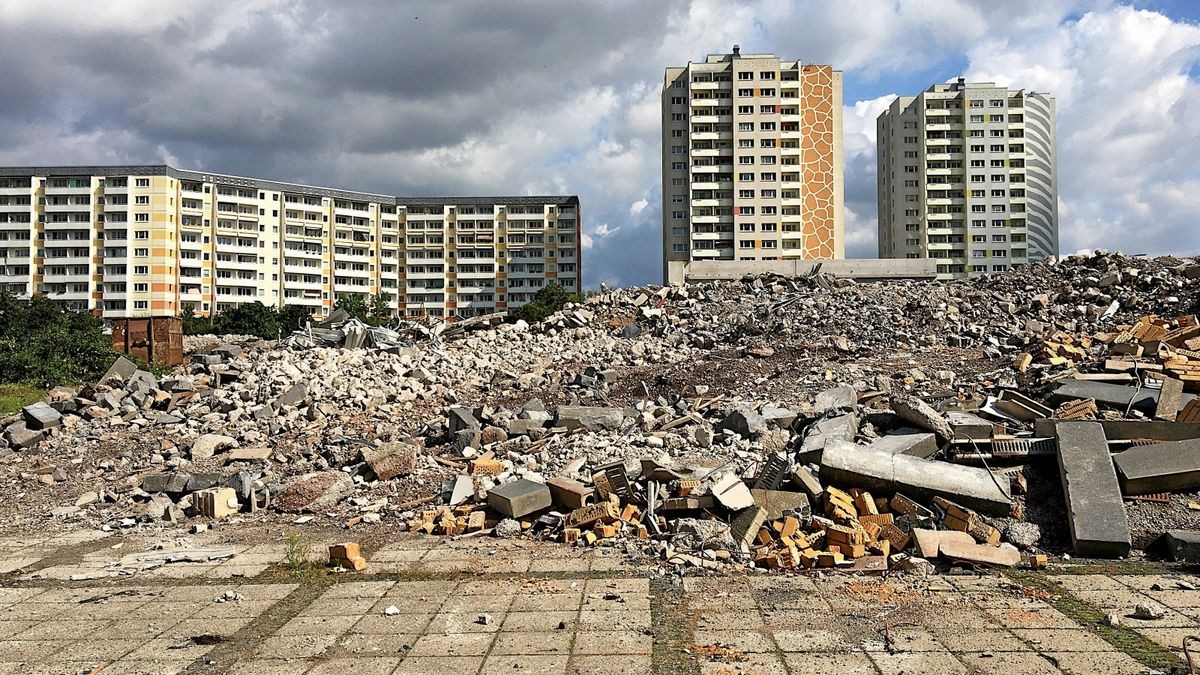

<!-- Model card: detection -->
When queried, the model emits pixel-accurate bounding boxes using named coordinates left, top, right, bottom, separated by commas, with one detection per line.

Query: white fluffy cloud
left=0, top=1, right=1195, bottom=287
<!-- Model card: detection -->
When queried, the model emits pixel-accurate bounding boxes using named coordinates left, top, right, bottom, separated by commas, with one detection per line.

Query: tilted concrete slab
left=1048, top=381, right=1158, bottom=414
left=1113, top=438, right=1200, bottom=495
left=1035, top=418, right=1200, bottom=441
left=819, top=440, right=1012, bottom=515
left=1054, top=422, right=1131, bottom=558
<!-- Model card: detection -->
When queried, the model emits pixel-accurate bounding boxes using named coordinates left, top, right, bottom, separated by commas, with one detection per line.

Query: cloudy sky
left=0, top=0, right=1197, bottom=288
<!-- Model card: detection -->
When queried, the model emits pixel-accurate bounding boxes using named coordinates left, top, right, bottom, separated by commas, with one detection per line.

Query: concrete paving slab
left=228, top=659, right=311, bottom=675
left=782, top=651, right=877, bottom=675
left=692, top=629, right=776, bottom=653
left=394, top=657, right=487, bottom=674
left=491, top=631, right=573, bottom=655
left=699, top=652, right=787, bottom=674
left=307, top=658, right=400, bottom=675
left=482, top=654, right=569, bottom=674
left=568, top=655, right=653, bottom=674
left=868, top=651, right=967, bottom=675
left=1039, top=650, right=1150, bottom=675
left=408, top=633, right=494, bottom=657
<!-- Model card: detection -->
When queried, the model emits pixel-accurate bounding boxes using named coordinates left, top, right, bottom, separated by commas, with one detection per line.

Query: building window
left=135, top=195, right=149, bottom=205
left=671, top=96, right=685, bottom=105
left=738, top=88, right=753, bottom=97
left=740, top=223, right=755, bottom=232
left=969, top=100, right=983, bottom=108
left=671, top=146, right=685, bottom=154
left=672, top=244, right=686, bottom=252
left=738, top=190, right=755, bottom=198
left=970, top=144, right=984, bottom=152
left=738, top=173, right=754, bottom=181
left=739, top=122, right=753, bottom=131
left=759, top=105, right=775, bottom=114
left=134, top=230, right=149, bottom=239
left=970, top=115, right=984, bottom=123
left=739, top=240, right=753, bottom=248
left=739, top=156, right=754, bottom=164
left=672, top=162, right=685, bottom=170
left=134, top=213, right=149, bottom=222
left=759, top=122, right=775, bottom=131
left=671, top=211, right=685, bottom=219
left=134, top=265, right=148, bottom=274
left=760, top=72, right=775, bottom=80
left=671, top=129, right=684, bottom=137
left=134, top=301, right=148, bottom=310
left=738, top=72, right=753, bottom=80
left=135, top=178, right=150, bottom=187
left=133, top=248, right=148, bottom=257
left=738, top=206, right=755, bottom=215
left=133, top=283, right=148, bottom=292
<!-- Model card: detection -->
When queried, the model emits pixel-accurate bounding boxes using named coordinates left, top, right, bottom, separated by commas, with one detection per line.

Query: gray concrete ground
left=0, top=530, right=1196, bottom=674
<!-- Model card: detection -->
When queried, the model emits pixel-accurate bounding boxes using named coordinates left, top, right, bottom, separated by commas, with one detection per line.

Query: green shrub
left=508, top=284, right=584, bottom=324
left=335, top=292, right=394, bottom=327
left=0, top=292, right=123, bottom=388
left=212, top=302, right=281, bottom=340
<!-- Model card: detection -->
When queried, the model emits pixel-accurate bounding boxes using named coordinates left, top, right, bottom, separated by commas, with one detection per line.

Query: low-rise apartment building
left=0, top=165, right=581, bottom=319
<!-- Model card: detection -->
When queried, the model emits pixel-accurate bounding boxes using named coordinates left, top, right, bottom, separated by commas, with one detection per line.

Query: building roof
left=0, top=164, right=579, bottom=206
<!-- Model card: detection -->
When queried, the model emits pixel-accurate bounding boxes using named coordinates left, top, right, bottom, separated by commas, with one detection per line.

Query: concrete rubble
left=3, top=251, right=1200, bottom=572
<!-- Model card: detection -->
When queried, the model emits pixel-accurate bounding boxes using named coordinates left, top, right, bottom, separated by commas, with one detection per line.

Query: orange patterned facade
left=800, top=65, right=839, bottom=259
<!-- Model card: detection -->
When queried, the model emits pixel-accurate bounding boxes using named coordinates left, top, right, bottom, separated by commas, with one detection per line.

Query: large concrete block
left=101, top=356, right=138, bottom=385
left=1049, top=381, right=1158, bottom=414
left=870, top=432, right=938, bottom=459
left=1054, top=422, right=1131, bottom=558
left=819, top=440, right=1012, bottom=515
left=487, top=479, right=551, bottom=519
left=556, top=406, right=624, bottom=432
left=1160, top=530, right=1200, bottom=562
left=1113, top=438, right=1200, bottom=494
left=814, top=385, right=856, bottom=416
left=22, top=402, right=61, bottom=430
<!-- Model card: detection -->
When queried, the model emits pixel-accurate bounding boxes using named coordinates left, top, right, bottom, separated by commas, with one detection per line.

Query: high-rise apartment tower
left=877, top=79, right=1057, bottom=279
left=661, top=47, right=844, bottom=284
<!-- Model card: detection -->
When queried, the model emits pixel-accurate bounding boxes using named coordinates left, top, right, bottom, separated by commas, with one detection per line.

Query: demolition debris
left=4, top=251, right=1200, bottom=573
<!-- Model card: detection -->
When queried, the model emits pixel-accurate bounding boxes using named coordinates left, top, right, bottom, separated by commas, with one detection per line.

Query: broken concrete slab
left=750, top=489, right=811, bottom=521
left=361, top=443, right=418, bottom=481
left=730, top=505, right=767, bottom=549
left=889, top=394, right=953, bottom=440
left=711, top=472, right=755, bottom=510
left=869, top=432, right=938, bottom=459
left=556, top=406, right=624, bottom=432
left=190, top=434, right=235, bottom=460
left=814, top=385, right=857, bottom=415
left=1049, top=380, right=1158, bottom=414
left=1035, top=418, right=1200, bottom=442
left=224, top=447, right=271, bottom=463
left=487, top=479, right=552, bottom=519
left=5, top=421, right=43, bottom=449
left=447, top=407, right=481, bottom=433
left=820, top=439, right=1013, bottom=515
left=796, top=413, right=857, bottom=463
left=1054, top=422, right=1131, bottom=558
left=1155, top=378, right=1184, bottom=421
left=273, top=382, right=308, bottom=409
left=912, top=529, right=975, bottom=558
left=718, top=408, right=767, bottom=439
left=945, top=412, right=992, bottom=441
left=101, top=356, right=138, bottom=385
left=939, top=540, right=1021, bottom=567
left=1159, top=530, right=1200, bottom=563
left=22, top=402, right=61, bottom=430
left=274, top=471, right=355, bottom=512
left=1113, top=438, right=1200, bottom=494
left=141, top=472, right=191, bottom=494
left=789, top=466, right=824, bottom=501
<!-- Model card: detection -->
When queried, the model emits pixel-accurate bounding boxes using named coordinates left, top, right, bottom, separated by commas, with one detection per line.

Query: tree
left=334, top=293, right=369, bottom=322
left=507, top=284, right=584, bottom=324
left=180, top=303, right=214, bottom=336
left=366, top=292, right=394, bottom=327
left=212, top=302, right=281, bottom=340
left=278, top=304, right=313, bottom=334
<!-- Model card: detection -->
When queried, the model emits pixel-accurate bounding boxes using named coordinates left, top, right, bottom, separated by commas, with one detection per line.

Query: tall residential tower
left=877, top=79, right=1057, bottom=279
left=661, top=47, right=844, bottom=284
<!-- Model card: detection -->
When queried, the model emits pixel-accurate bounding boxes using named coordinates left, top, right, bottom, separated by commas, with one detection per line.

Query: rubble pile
left=2, top=251, right=1200, bottom=573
